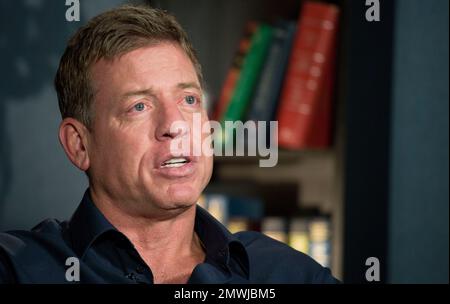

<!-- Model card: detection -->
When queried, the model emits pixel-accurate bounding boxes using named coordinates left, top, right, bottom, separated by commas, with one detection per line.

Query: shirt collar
left=68, top=189, right=249, bottom=279
left=195, top=206, right=250, bottom=279
left=68, top=189, right=117, bottom=259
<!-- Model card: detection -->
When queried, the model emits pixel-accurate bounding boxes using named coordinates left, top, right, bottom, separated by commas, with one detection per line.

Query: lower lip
left=155, top=161, right=196, bottom=178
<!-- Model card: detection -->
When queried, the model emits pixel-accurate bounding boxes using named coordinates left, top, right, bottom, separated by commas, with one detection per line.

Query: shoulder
left=234, top=231, right=339, bottom=284
left=0, top=219, right=70, bottom=282
left=1, top=218, right=65, bottom=245
left=0, top=218, right=68, bottom=256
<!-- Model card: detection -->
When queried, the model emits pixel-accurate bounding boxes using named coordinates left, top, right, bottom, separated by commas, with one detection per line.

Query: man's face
left=87, top=42, right=213, bottom=215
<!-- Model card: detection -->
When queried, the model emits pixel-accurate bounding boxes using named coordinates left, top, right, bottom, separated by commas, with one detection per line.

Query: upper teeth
left=162, top=158, right=188, bottom=167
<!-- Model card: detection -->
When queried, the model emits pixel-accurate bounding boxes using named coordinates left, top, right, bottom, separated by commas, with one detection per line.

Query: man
left=0, top=5, right=338, bottom=284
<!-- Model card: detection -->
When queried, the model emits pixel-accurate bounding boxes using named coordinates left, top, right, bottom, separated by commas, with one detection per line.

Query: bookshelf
left=151, top=0, right=346, bottom=280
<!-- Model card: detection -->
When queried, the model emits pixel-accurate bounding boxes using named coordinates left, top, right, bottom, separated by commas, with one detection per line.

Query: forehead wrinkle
left=92, top=43, right=201, bottom=106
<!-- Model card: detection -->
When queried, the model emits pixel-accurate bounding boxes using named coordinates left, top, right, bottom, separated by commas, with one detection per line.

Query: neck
left=89, top=187, right=205, bottom=282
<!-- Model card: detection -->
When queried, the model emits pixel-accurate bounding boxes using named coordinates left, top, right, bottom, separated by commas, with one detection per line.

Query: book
left=288, top=217, right=310, bottom=254
left=222, top=23, right=274, bottom=123
left=197, top=194, right=208, bottom=210
left=245, top=20, right=297, bottom=151
left=202, top=193, right=263, bottom=229
left=226, top=195, right=264, bottom=233
left=202, top=192, right=332, bottom=267
left=212, top=22, right=258, bottom=121
left=308, top=217, right=332, bottom=268
left=246, top=20, right=297, bottom=123
left=228, top=196, right=264, bottom=221
left=220, top=24, right=274, bottom=148
left=261, top=217, right=288, bottom=243
left=205, top=194, right=229, bottom=225
left=227, top=217, right=250, bottom=234
left=276, top=1, right=340, bottom=149
left=307, top=24, right=337, bottom=148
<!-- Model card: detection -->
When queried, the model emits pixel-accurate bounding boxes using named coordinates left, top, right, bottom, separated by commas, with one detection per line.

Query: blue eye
left=185, top=95, right=197, bottom=105
left=134, top=103, right=145, bottom=111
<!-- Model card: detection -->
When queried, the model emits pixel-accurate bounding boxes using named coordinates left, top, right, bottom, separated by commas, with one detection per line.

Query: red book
left=308, top=27, right=337, bottom=148
left=276, top=2, right=339, bottom=149
left=212, top=22, right=258, bottom=121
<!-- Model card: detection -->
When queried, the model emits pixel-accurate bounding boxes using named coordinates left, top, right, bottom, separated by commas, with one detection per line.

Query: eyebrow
left=120, top=88, right=156, bottom=100
left=176, top=82, right=202, bottom=91
left=119, top=82, right=202, bottom=101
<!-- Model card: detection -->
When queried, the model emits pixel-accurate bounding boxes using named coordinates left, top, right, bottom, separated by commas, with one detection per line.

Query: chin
left=163, top=184, right=201, bottom=207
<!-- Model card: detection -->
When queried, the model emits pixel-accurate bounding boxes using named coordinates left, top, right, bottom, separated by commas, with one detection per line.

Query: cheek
left=92, top=125, right=152, bottom=168
left=201, top=155, right=214, bottom=184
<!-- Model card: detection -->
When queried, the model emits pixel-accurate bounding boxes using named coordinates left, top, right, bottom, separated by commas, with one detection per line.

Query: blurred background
left=0, top=0, right=448, bottom=283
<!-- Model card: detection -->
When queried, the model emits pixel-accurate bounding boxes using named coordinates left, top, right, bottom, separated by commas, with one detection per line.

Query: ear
left=58, top=118, right=91, bottom=171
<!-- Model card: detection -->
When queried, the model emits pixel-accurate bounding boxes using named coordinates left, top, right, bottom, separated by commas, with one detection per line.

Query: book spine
left=288, top=218, right=310, bottom=254
left=261, top=217, right=288, bottom=243
left=276, top=2, right=339, bottom=149
left=227, top=217, right=250, bottom=234
left=247, top=21, right=297, bottom=123
left=205, top=194, right=229, bottom=226
left=307, top=30, right=337, bottom=147
left=308, top=217, right=332, bottom=268
left=222, top=24, right=273, bottom=123
left=212, top=22, right=258, bottom=121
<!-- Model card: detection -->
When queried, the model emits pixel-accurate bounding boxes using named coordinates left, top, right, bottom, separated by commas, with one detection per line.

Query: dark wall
left=0, top=0, right=128, bottom=231
left=343, top=0, right=394, bottom=283
left=343, top=0, right=449, bottom=283
left=388, top=0, right=449, bottom=283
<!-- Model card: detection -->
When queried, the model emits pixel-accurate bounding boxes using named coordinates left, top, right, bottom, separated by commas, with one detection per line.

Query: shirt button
left=136, top=266, right=145, bottom=274
left=125, top=273, right=136, bottom=280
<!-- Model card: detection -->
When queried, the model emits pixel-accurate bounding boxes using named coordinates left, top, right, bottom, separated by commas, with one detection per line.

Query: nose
left=155, top=101, right=188, bottom=141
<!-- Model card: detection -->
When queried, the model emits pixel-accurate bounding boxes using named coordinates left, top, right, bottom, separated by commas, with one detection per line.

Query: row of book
left=211, top=1, right=340, bottom=150
left=198, top=193, right=332, bottom=268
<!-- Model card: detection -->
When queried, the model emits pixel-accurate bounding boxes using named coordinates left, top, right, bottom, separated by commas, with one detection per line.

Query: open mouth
left=160, top=157, right=190, bottom=168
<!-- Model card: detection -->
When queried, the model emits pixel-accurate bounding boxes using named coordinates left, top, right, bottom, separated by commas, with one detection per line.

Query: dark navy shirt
left=0, top=190, right=338, bottom=284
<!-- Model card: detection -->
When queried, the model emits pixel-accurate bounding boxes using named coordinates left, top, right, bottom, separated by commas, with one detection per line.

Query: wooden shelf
left=213, top=148, right=336, bottom=165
